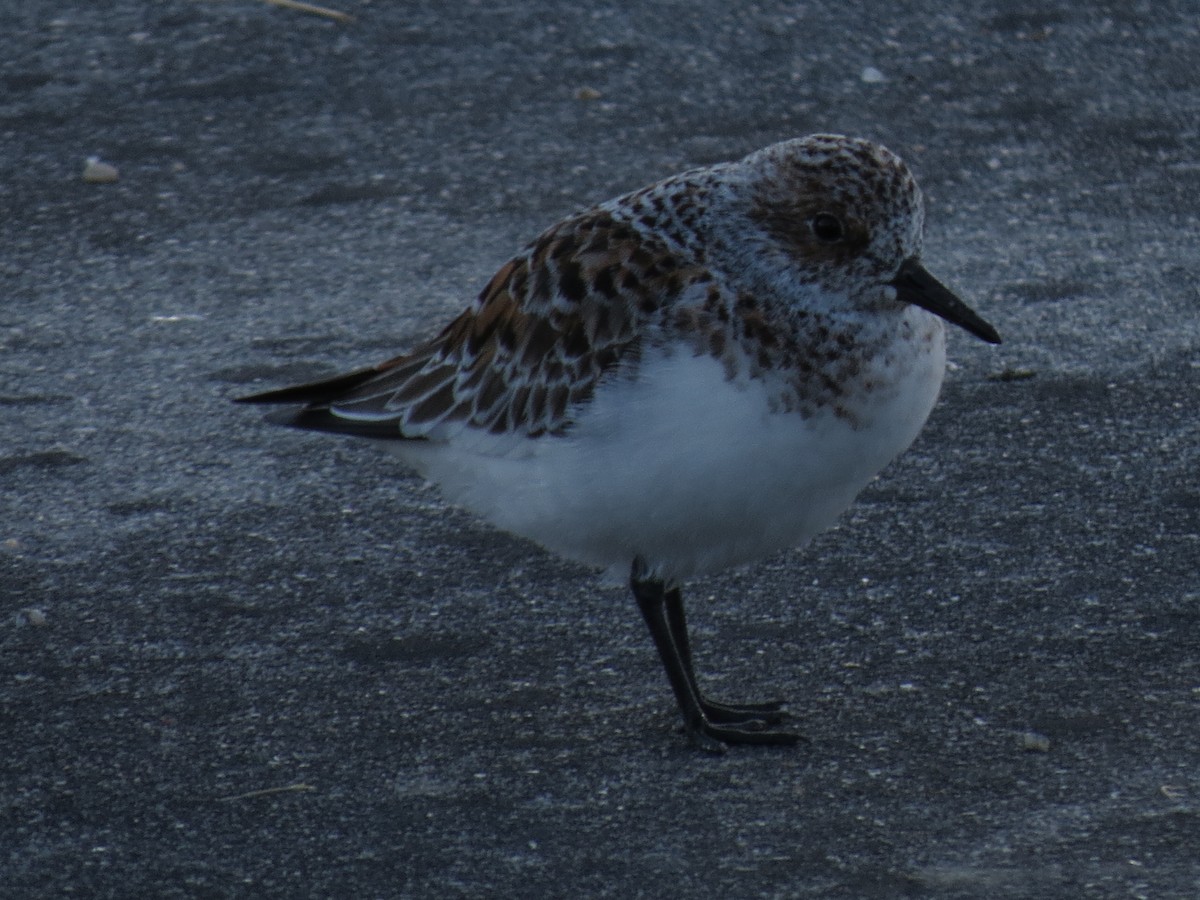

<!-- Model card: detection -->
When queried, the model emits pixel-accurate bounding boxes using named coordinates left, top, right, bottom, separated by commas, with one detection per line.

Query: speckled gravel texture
left=2, top=2, right=1198, bottom=897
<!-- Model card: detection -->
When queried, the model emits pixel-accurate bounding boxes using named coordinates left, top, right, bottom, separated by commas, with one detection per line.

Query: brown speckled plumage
left=244, top=135, right=994, bottom=439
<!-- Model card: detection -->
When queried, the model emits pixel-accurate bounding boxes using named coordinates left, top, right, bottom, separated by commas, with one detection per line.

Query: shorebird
left=239, top=135, right=1000, bottom=750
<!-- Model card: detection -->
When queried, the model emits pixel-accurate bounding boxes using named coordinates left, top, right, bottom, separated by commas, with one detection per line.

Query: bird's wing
left=238, top=208, right=711, bottom=440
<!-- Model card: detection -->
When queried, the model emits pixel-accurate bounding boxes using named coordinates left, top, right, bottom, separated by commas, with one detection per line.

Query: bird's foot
left=683, top=714, right=807, bottom=753
left=701, top=696, right=788, bottom=726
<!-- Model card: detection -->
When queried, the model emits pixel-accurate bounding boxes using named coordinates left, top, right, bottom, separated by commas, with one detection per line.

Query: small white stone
left=83, top=156, right=119, bottom=184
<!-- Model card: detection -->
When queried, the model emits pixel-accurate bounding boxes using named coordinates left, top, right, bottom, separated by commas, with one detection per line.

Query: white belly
left=394, top=313, right=947, bottom=582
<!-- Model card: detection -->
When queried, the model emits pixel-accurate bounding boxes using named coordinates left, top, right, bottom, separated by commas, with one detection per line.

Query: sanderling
left=239, top=134, right=1000, bottom=751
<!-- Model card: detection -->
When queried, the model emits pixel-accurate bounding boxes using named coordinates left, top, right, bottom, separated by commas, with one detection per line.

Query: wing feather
left=239, top=208, right=710, bottom=441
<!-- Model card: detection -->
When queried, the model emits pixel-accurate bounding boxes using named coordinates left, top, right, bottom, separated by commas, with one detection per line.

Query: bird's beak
left=890, top=258, right=1001, bottom=345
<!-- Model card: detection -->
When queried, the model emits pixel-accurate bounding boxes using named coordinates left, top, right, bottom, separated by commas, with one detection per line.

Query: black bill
left=890, top=258, right=1001, bottom=345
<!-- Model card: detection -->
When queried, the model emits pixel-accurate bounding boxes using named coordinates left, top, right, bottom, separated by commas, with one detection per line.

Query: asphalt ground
left=2, top=1, right=1198, bottom=897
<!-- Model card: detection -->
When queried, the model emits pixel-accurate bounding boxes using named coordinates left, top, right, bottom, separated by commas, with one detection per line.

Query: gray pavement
left=2, top=1, right=1198, bottom=896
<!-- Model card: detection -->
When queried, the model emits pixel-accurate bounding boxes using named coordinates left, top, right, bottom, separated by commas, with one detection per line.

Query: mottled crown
left=723, top=135, right=925, bottom=298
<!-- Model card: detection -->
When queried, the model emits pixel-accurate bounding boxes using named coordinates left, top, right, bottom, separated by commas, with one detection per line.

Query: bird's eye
left=810, top=213, right=844, bottom=243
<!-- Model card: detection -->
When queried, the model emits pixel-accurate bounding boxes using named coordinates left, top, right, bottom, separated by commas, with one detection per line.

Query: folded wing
left=238, top=208, right=708, bottom=441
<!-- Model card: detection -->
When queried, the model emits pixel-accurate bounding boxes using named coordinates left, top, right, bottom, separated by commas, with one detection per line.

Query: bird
left=238, top=134, right=1000, bottom=752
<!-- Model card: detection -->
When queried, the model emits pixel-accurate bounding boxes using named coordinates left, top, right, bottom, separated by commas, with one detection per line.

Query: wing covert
left=241, top=208, right=710, bottom=440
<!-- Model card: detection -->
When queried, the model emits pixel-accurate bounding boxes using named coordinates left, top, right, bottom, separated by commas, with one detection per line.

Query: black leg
left=662, top=585, right=787, bottom=725
left=630, top=557, right=803, bottom=750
